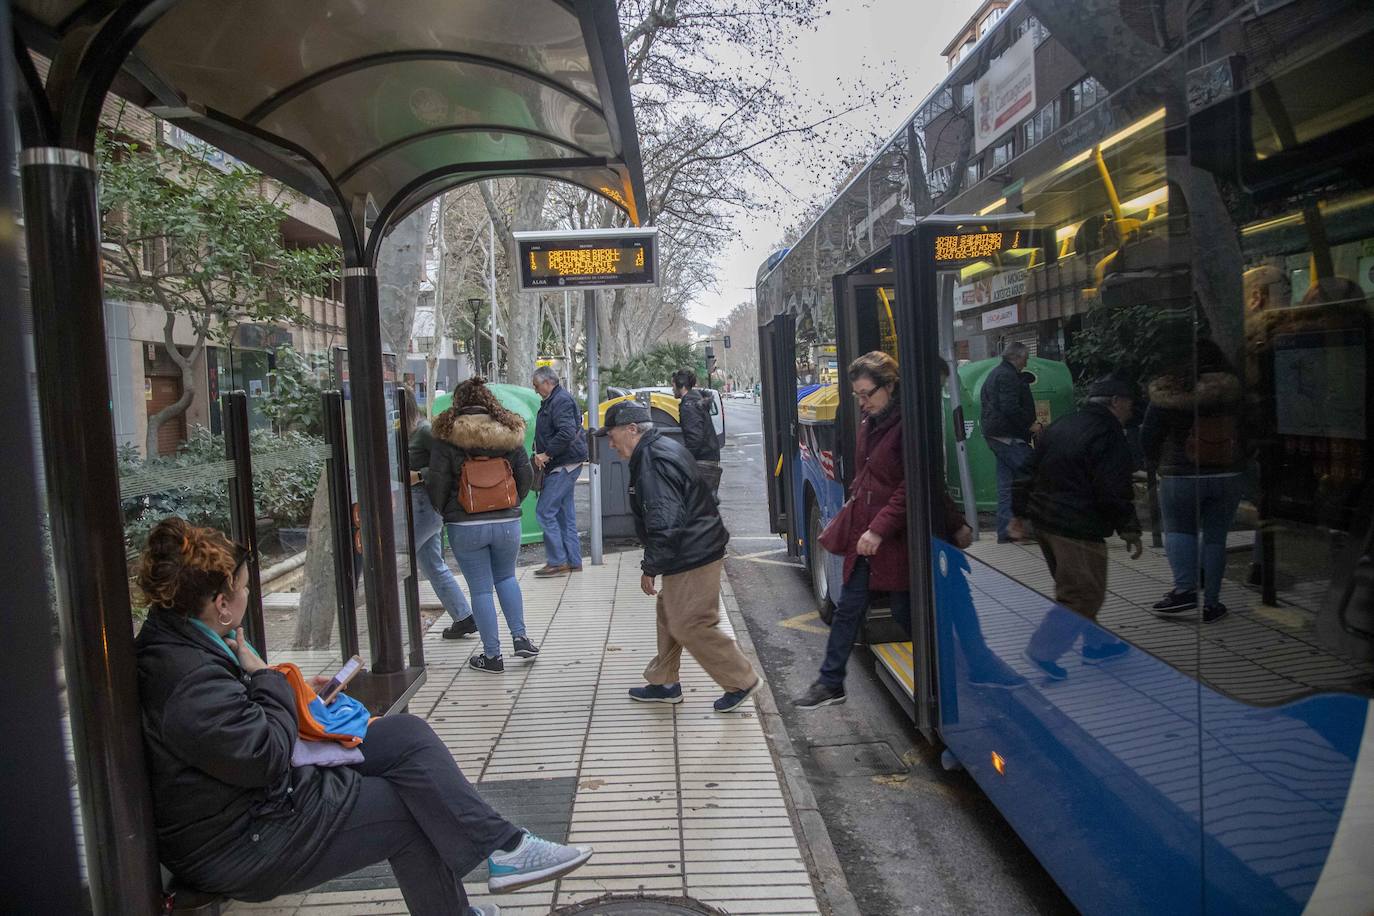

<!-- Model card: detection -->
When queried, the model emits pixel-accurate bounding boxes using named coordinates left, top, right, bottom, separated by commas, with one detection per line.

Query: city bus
left=757, top=0, right=1374, bottom=911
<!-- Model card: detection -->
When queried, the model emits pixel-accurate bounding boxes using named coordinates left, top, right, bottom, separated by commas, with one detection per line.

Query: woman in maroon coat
left=794, top=351, right=971, bottom=709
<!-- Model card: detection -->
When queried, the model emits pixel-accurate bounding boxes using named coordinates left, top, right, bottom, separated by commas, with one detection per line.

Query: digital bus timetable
left=513, top=228, right=659, bottom=290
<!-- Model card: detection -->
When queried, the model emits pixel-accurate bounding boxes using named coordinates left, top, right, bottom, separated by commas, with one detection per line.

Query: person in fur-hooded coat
left=427, top=378, right=537, bottom=671
left=1140, top=340, right=1245, bottom=619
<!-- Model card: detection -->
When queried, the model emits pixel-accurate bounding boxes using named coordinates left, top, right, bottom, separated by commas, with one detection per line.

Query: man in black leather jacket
left=598, top=401, right=759, bottom=713
left=1011, top=377, right=1143, bottom=679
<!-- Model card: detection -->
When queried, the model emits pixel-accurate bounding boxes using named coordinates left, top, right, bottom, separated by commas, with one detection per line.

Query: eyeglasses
left=853, top=386, right=880, bottom=401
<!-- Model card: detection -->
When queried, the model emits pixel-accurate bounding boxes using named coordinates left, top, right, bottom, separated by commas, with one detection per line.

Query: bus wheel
left=808, top=500, right=835, bottom=624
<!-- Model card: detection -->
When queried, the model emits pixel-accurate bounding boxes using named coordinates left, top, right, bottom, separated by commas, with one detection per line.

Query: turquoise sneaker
left=487, top=831, right=593, bottom=893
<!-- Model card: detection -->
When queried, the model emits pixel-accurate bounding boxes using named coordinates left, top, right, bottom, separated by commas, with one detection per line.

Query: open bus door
left=833, top=270, right=927, bottom=716
left=759, top=314, right=801, bottom=554
left=851, top=218, right=1033, bottom=741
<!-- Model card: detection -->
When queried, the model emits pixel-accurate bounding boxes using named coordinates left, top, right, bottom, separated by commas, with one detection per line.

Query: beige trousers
left=642, top=558, right=757, bottom=692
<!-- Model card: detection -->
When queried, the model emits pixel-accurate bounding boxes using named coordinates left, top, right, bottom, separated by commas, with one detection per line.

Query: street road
left=718, top=401, right=1075, bottom=916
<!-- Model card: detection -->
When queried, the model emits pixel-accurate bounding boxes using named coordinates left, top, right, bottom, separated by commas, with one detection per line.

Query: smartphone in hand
left=317, top=655, right=364, bottom=704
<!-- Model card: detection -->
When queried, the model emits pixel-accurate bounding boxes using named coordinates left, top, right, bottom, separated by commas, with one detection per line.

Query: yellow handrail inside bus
left=775, top=454, right=784, bottom=477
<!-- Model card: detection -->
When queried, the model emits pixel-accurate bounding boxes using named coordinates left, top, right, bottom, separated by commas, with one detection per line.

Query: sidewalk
left=238, top=553, right=823, bottom=915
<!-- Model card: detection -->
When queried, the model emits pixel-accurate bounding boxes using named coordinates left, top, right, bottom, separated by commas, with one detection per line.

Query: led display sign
left=932, top=229, right=1031, bottom=262
left=514, top=228, right=659, bottom=290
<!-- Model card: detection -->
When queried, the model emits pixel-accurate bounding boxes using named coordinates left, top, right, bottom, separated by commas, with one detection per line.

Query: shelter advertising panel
left=514, top=228, right=659, bottom=290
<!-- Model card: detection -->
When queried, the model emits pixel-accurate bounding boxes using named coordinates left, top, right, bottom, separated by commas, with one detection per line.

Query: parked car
left=727, top=390, right=750, bottom=399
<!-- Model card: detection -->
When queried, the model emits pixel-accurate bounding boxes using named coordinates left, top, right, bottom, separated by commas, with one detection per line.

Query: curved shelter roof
left=13, top=0, right=645, bottom=261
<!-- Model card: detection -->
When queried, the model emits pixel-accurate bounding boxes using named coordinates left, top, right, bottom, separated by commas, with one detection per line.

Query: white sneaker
left=487, top=831, right=593, bottom=893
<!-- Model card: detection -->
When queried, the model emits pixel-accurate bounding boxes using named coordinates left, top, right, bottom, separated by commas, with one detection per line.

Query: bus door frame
left=759, top=314, right=801, bottom=553
left=881, top=230, right=943, bottom=739
left=833, top=272, right=896, bottom=494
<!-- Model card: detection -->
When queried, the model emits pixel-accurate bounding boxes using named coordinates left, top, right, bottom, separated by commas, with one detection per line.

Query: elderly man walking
left=597, top=401, right=760, bottom=713
left=1011, top=377, right=1142, bottom=679
left=532, top=366, right=587, bottom=577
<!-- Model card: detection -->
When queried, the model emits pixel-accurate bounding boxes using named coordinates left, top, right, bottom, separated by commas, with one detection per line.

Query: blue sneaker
left=1022, top=649, right=1067, bottom=681
left=1082, top=641, right=1130, bottom=665
left=628, top=683, right=683, bottom=704
left=487, top=831, right=593, bottom=893
left=714, top=679, right=761, bottom=713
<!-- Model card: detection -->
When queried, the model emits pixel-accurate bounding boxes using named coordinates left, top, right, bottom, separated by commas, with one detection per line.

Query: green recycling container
left=943, top=356, right=1075, bottom=512
left=431, top=383, right=545, bottom=544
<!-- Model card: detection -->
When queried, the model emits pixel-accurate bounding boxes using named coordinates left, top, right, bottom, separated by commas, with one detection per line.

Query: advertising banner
left=974, top=32, right=1037, bottom=153
left=982, top=303, right=1020, bottom=329
left=955, top=268, right=1027, bottom=311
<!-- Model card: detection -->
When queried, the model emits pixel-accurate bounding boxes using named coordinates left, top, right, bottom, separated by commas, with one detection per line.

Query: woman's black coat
left=135, top=609, right=359, bottom=899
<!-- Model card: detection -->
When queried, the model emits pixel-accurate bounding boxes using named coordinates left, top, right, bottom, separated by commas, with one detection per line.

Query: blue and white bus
left=758, top=0, right=1374, bottom=911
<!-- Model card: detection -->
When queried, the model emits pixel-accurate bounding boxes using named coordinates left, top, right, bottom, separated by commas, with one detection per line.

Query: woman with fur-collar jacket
left=427, top=378, right=537, bottom=673
left=1140, top=340, right=1245, bottom=622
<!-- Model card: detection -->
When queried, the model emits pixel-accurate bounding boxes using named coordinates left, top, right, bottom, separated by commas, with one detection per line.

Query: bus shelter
left=0, top=1, right=644, bottom=910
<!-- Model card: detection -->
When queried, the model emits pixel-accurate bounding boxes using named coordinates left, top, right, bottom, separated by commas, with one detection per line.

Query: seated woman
left=135, top=516, right=590, bottom=914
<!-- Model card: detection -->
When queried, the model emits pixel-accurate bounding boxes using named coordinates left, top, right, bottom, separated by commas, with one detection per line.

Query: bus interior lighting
left=977, top=197, right=1008, bottom=216
left=959, top=260, right=996, bottom=282
left=1029, top=107, right=1169, bottom=193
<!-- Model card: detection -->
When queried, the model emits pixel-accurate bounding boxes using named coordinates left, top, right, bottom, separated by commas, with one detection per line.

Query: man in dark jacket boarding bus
left=134, top=517, right=591, bottom=914
left=598, top=400, right=761, bottom=713
left=1010, top=376, right=1143, bottom=680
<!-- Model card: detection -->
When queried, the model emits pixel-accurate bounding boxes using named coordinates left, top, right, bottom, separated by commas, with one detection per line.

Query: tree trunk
left=376, top=209, right=429, bottom=360
left=424, top=353, right=439, bottom=418
left=480, top=180, right=548, bottom=384
left=144, top=314, right=205, bottom=459
left=292, top=469, right=336, bottom=649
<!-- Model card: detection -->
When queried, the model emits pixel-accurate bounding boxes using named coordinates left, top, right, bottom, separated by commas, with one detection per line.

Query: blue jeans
left=447, top=520, right=526, bottom=658
left=1159, top=474, right=1243, bottom=605
left=410, top=490, right=472, bottom=625
left=536, top=466, right=582, bottom=568
left=819, top=558, right=910, bottom=688
left=987, top=438, right=1034, bottom=542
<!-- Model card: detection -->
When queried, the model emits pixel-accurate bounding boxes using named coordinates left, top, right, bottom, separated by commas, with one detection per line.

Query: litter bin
left=944, top=356, right=1075, bottom=511
left=431, top=383, right=546, bottom=544
left=591, top=392, right=684, bottom=538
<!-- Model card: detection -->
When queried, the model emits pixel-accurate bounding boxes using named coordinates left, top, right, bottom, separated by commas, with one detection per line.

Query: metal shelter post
left=19, top=145, right=162, bottom=912
left=322, top=390, right=361, bottom=660
left=341, top=267, right=405, bottom=675
left=586, top=287, right=603, bottom=565
left=223, top=390, right=267, bottom=654
left=0, top=7, right=86, bottom=902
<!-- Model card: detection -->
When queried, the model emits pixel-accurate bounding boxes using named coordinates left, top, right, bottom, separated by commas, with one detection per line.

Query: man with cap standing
left=597, top=401, right=761, bottom=713
left=1011, top=376, right=1143, bottom=679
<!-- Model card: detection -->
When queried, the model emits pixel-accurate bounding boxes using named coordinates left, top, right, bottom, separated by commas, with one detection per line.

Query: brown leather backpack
left=457, top=455, right=518, bottom=514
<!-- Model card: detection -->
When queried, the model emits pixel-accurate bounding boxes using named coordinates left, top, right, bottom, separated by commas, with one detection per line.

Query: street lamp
left=467, top=297, right=483, bottom=377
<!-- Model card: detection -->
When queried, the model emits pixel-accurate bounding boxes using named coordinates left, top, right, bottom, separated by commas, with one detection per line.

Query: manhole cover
left=810, top=740, right=906, bottom=776
left=553, top=894, right=726, bottom=915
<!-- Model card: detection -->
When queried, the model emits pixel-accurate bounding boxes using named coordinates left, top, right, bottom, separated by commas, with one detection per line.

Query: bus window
left=850, top=285, right=899, bottom=363
left=1193, top=21, right=1374, bottom=704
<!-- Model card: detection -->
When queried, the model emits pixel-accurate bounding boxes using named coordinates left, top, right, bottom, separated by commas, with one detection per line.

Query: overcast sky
left=688, top=0, right=981, bottom=326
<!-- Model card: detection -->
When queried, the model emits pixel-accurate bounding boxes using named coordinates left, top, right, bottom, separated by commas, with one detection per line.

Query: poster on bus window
left=974, top=32, right=1037, bottom=153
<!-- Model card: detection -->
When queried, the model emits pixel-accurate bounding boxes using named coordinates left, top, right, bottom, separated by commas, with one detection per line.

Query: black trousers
left=281, top=714, right=521, bottom=914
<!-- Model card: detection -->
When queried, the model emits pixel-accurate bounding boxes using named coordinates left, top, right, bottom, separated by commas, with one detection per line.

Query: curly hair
left=137, top=517, right=246, bottom=614
left=433, top=376, right=523, bottom=439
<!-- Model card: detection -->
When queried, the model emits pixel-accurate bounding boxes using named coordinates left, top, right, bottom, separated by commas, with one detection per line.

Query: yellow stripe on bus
left=874, top=641, right=915, bottom=693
